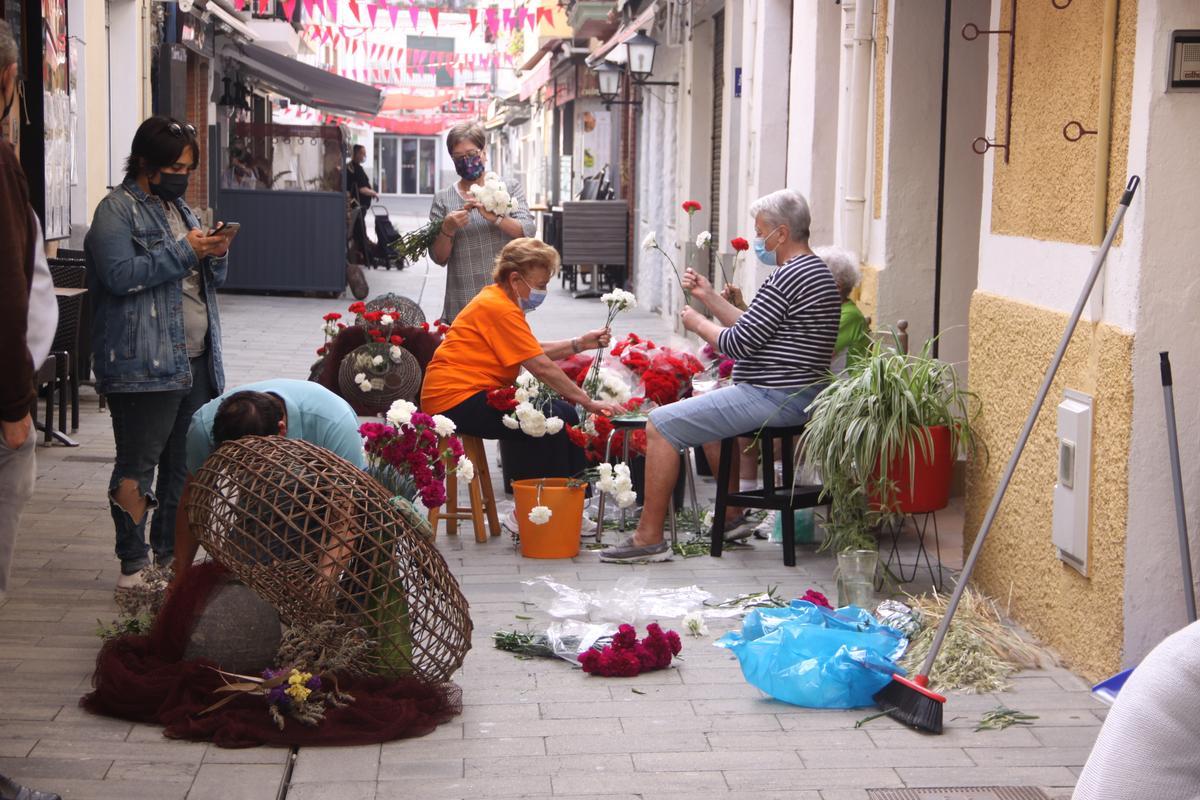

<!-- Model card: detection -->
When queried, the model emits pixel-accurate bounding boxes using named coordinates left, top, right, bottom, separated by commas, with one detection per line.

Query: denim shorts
left=648, top=382, right=822, bottom=451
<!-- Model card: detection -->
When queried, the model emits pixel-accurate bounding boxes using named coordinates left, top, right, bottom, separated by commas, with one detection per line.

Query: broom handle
left=1161, top=353, right=1197, bottom=624
left=920, top=175, right=1141, bottom=677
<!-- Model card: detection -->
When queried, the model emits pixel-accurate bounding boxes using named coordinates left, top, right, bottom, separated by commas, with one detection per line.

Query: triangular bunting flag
left=536, top=7, right=554, bottom=28
left=502, top=8, right=513, bottom=29
left=347, top=0, right=360, bottom=23
left=388, top=6, right=400, bottom=28
left=429, top=8, right=440, bottom=29
left=302, top=0, right=316, bottom=18
left=485, top=8, right=500, bottom=36
left=258, top=0, right=269, bottom=13
left=366, top=3, right=378, bottom=27
left=282, top=0, right=297, bottom=21
left=468, top=8, right=478, bottom=34
left=233, top=0, right=244, bottom=10
left=409, top=5, right=421, bottom=30
left=327, top=0, right=337, bottom=23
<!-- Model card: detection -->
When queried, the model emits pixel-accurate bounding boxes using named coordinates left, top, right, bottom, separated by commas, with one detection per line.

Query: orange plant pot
left=512, top=478, right=585, bottom=559
left=870, top=425, right=953, bottom=514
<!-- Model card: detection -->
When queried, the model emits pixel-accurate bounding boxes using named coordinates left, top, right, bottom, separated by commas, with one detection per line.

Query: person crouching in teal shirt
left=171, top=378, right=366, bottom=583
left=815, top=246, right=871, bottom=372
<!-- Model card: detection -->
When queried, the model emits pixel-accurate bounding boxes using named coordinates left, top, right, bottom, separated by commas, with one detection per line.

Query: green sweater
left=835, top=300, right=871, bottom=360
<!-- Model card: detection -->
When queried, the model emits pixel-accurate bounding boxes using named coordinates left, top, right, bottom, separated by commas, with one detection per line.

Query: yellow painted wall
left=990, top=0, right=1136, bottom=244
left=855, top=262, right=880, bottom=328
left=872, top=0, right=889, bottom=220
left=965, top=292, right=1132, bottom=681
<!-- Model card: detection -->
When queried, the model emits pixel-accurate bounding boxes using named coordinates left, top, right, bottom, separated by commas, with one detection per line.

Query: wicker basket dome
left=366, top=292, right=426, bottom=326
left=186, top=436, right=472, bottom=683
left=337, top=342, right=422, bottom=415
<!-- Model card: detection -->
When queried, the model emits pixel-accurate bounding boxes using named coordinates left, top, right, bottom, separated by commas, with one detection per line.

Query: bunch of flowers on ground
left=469, top=172, right=514, bottom=216
left=201, top=665, right=352, bottom=730
left=595, top=462, right=636, bottom=509
left=486, top=373, right=565, bottom=438
left=578, top=623, right=682, bottom=677
left=360, top=399, right=473, bottom=508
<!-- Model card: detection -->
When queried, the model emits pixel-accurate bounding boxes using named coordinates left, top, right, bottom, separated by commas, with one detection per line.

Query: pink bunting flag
left=366, top=3, right=378, bottom=27
left=502, top=8, right=513, bottom=30
left=428, top=7, right=439, bottom=29
left=388, top=6, right=400, bottom=28
left=258, top=0, right=269, bottom=13
left=233, top=0, right=244, bottom=10
left=485, top=7, right=500, bottom=36
left=302, top=0, right=316, bottom=19
left=327, top=0, right=337, bottom=23
left=468, top=8, right=478, bottom=34
left=282, top=0, right=298, bottom=22
left=409, top=5, right=421, bottom=30
left=347, top=0, right=360, bottom=23
left=536, top=7, right=554, bottom=28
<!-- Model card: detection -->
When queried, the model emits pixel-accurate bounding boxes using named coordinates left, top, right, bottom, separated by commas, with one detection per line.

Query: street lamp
left=624, top=30, right=658, bottom=83
left=587, top=29, right=677, bottom=110
left=594, top=61, right=623, bottom=104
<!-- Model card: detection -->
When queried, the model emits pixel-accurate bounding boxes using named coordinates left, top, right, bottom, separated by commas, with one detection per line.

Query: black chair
left=34, top=354, right=66, bottom=445
left=710, top=424, right=824, bottom=567
left=48, top=259, right=87, bottom=432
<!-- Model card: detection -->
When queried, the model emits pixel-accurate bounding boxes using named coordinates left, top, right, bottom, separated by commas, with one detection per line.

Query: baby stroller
left=369, top=206, right=404, bottom=270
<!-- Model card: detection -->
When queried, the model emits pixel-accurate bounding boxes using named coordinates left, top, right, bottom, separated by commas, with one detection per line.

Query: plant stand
left=876, top=511, right=945, bottom=591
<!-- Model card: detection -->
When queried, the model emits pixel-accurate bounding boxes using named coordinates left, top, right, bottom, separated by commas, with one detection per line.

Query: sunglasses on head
left=167, top=122, right=197, bottom=137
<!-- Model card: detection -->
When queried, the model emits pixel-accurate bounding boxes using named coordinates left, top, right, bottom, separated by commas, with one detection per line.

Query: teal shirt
left=185, top=379, right=366, bottom=474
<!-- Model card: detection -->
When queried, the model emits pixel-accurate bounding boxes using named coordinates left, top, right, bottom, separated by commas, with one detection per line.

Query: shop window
left=375, top=135, right=437, bottom=195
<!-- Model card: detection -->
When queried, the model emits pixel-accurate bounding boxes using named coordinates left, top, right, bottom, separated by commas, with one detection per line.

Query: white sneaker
left=116, top=570, right=148, bottom=590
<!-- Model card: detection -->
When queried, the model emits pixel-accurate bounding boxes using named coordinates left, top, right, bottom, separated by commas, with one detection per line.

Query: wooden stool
left=428, top=435, right=501, bottom=543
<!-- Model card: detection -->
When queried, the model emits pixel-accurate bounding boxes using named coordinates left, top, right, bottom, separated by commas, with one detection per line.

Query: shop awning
left=220, top=40, right=383, bottom=117
left=587, top=3, right=659, bottom=66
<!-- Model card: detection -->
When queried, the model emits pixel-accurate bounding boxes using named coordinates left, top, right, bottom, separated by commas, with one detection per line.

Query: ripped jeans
left=106, top=356, right=212, bottom=575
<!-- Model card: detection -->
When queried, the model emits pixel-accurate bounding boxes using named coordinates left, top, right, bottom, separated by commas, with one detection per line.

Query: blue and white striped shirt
left=717, top=253, right=842, bottom=389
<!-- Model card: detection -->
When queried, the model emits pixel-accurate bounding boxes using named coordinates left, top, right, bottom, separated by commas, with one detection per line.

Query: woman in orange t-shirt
left=421, top=238, right=621, bottom=480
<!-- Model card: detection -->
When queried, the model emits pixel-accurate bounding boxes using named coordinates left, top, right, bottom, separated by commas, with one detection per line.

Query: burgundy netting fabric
left=82, top=562, right=462, bottom=748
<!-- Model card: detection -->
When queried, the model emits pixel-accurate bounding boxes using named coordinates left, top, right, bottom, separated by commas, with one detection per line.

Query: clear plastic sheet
left=521, top=576, right=714, bottom=624
left=874, top=599, right=923, bottom=637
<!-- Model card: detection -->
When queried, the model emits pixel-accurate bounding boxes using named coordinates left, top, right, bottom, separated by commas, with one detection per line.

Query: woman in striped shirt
left=600, top=189, right=842, bottom=563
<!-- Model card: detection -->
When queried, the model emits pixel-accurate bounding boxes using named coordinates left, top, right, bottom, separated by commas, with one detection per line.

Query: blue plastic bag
left=716, top=601, right=908, bottom=709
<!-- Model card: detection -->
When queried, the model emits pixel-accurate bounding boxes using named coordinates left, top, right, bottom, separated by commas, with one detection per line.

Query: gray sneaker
left=598, top=537, right=673, bottom=563
left=719, top=513, right=757, bottom=543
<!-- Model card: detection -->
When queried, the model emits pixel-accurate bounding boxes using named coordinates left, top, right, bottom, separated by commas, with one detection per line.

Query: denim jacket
left=85, top=178, right=227, bottom=395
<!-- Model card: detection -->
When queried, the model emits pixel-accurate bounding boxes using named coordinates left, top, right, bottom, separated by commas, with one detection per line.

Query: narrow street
left=0, top=263, right=1105, bottom=799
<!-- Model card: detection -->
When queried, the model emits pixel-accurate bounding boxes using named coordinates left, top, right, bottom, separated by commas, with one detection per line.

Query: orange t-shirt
left=420, top=284, right=545, bottom=414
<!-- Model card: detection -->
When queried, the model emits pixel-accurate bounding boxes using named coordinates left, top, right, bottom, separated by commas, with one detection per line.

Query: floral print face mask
left=453, top=153, right=485, bottom=180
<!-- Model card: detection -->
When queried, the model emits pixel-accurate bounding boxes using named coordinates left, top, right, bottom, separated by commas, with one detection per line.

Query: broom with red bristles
left=873, top=176, right=1141, bottom=734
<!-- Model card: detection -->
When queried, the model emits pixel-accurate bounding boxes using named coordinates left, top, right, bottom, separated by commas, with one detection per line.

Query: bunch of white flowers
left=596, top=462, right=636, bottom=509
left=695, top=231, right=712, bottom=249
left=387, top=399, right=417, bottom=426
left=600, top=287, right=637, bottom=312
left=504, top=373, right=565, bottom=437
left=371, top=354, right=384, bottom=368
left=528, top=505, right=553, bottom=525
left=469, top=172, right=514, bottom=216
left=354, top=372, right=373, bottom=393
left=389, top=345, right=404, bottom=363
left=593, top=368, right=631, bottom=404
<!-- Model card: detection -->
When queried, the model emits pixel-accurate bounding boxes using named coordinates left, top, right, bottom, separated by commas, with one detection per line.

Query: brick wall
left=184, top=53, right=211, bottom=215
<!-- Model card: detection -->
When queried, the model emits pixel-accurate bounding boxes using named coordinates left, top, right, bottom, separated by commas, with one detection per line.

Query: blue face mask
left=752, top=227, right=782, bottom=267
left=519, top=277, right=547, bottom=312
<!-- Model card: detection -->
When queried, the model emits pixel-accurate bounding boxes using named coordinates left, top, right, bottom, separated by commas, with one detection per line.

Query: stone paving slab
left=0, top=264, right=1108, bottom=798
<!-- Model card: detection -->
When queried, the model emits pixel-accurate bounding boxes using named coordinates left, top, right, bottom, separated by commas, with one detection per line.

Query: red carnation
left=802, top=589, right=832, bottom=608
left=565, top=425, right=590, bottom=450
left=421, top=322, right=431, bottom=331
left=323, top=312, right=342, bottom=321
left=348, top=301, right=366, bottom=314
left=390, top=335, right=404, bottom=345
left=486, top=387, right=518, bottom=412
left=681, top=200, right=702, bottom=214
left=369, top=329, right=383, bottom=339
left=731, top=237, right=750, bottom=252
left=362, top=310, right=384, bottom=323
left=316, top=346, right=326, bottom=356
left=337, top=322, right=347, bottom=330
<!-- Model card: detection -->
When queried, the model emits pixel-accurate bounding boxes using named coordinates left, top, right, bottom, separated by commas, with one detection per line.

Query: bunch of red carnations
left=578, top=623, right=682, bottom=678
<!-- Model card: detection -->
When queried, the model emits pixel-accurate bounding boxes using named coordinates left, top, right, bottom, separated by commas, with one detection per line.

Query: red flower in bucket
left=730, top=237, right=750, bottom=252
left=348, top=301, right=366, bottom=314
left=323, top=312, right=342, bottom=322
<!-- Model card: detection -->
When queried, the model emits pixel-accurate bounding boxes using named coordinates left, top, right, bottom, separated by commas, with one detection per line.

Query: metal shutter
left=709, top=10, right=725, bottom=281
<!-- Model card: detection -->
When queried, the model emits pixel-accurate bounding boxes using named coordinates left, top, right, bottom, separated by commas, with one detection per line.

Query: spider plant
left=799, top=335, right=982, bottom=555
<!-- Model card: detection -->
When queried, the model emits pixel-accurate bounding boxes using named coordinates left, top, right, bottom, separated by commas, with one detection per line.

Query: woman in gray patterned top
left=429, top=122, right=535, bottom=323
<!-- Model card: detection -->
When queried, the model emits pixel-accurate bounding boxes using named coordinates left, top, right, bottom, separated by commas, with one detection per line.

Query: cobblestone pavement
left=0, top=251, right=1104, bottom=799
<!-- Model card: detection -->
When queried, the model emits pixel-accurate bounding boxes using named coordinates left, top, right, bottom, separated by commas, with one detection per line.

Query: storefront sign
left=734, top=67, right=742, bottom=98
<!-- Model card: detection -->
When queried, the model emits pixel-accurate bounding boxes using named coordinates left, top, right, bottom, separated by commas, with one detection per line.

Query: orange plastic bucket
left=512, top=478, right=585, bottom=559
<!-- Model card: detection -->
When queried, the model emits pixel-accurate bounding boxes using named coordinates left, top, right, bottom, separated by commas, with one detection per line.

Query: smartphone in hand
left=209, top=222, right=241, bottom=241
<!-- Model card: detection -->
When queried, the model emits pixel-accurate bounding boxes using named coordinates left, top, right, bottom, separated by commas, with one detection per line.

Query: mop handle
left=920, top=175, right=1141, bottom=677
left=1161, top=353, right=1197, bottom=623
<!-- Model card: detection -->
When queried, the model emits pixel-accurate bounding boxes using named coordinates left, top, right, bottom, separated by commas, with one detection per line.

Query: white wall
left=106, top=0, right=147, bottom=190
left=1123, top=0, right=1200, bottom=666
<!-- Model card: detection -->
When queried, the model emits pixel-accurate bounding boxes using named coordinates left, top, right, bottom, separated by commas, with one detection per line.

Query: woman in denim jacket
left=85, top=116, right=232, bottom=589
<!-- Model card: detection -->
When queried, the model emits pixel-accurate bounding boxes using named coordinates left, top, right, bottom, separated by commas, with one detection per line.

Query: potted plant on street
left=799, top=335, right=982, bottom=559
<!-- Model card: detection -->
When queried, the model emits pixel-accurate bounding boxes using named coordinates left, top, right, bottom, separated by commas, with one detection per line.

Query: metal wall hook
left=972, top=136, right=1008, bottom=156
left=1062, top=120, right=1096, bottom=142
left=1051, top=0, right=1072, bottom=9
left=962, top=22, right=1013, bottom=41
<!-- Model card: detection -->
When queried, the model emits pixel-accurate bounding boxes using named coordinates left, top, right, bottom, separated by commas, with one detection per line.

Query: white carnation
left=696, top=231, right=712, bottom=249
left=641, top=231, right=658, bottom=251
left=354, top=372, right=366, bottom=383
left=390, top=345, right=404, bottom=363
left=372, top=355, right=384, bottom=367
left=323, top=322, right=339, bottom=337
left=615, top=490, right=637, bottom=509
left=428, top=415, right=453, bottom=437
left=528, top=505, right=552, bottom=525
left=544, top=417, right=564, bottom=435
left=501, top=415, right=520, bottom=430
left=514, top=388, right=530, bottom=403
left=456, top=455, right=475, bottom=483
left=521, top=416, right=548, bottom=438
left=387, top=399, right=416, bottom=427
left=683, top=611, right=709, bottom=637
left=380, top=314, right=394, bottom=326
